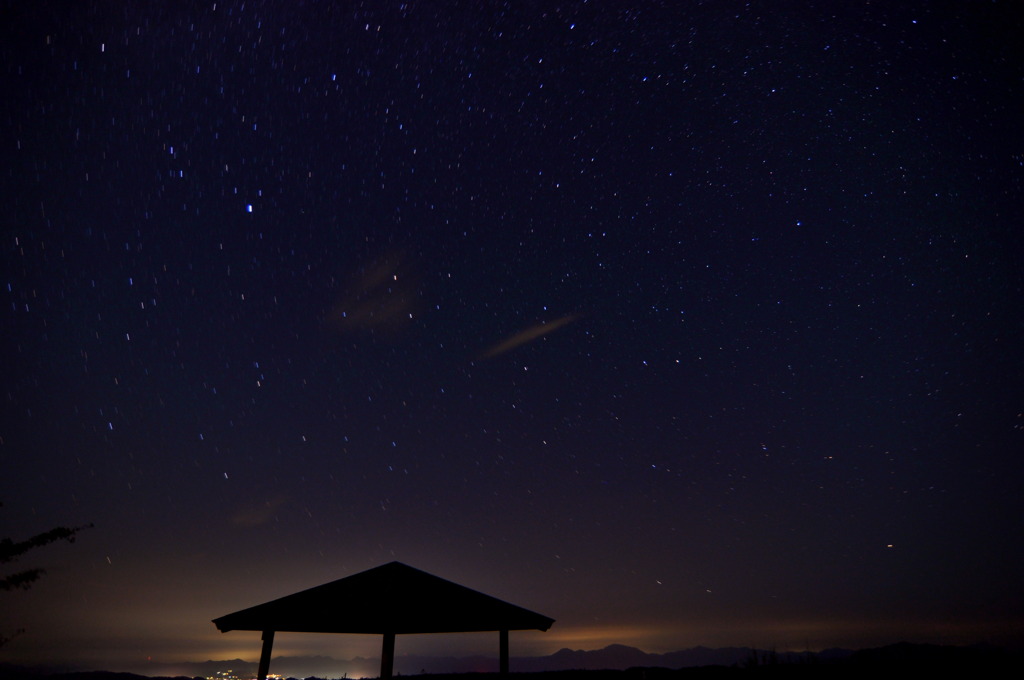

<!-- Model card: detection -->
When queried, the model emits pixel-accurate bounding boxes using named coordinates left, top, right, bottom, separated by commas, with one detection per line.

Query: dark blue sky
left=2, top=1, right=1022, bottom=673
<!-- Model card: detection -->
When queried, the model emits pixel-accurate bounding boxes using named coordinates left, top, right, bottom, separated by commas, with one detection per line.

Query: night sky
left=2, top=0, right=1023, bottom=673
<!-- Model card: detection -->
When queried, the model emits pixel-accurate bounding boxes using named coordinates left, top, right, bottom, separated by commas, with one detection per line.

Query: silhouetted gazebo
left=212, top=561, right=555, bottom=680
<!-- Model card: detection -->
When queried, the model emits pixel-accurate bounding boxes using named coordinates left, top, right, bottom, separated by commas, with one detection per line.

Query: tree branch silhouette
left=1, top=505, right=93, bottom=648
left=1, top=524, right=94, bottom=591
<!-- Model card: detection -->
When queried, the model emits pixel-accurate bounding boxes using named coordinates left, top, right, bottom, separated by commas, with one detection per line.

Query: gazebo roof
left=212, top=561, right=555, bottom=635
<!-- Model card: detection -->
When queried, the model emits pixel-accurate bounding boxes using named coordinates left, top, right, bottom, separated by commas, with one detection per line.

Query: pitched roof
left=212, top=561, right=555, bottom=635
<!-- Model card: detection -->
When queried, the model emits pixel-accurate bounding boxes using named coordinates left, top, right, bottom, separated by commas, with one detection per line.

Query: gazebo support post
left=499, top=629, right=509, bottom=676
left=257, top=630, right=275, bottom=680
left=380, top=631, right=396, bottom=680
left=212, top=564, right=554, bottom=680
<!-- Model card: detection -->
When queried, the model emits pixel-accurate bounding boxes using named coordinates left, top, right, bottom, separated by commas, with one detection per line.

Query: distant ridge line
left=2, top=642, right=1016, bottom=678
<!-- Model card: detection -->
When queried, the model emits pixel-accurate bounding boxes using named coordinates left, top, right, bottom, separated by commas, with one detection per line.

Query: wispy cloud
left=479, top=314, right=581, bottom=359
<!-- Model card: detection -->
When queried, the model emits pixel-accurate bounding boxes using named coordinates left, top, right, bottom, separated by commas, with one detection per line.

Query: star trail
left=1, top=1, right=1022, bottom=673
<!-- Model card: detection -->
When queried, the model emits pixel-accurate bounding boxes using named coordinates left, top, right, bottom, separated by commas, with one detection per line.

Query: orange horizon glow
left=5, top=617, right=1006, bottom=671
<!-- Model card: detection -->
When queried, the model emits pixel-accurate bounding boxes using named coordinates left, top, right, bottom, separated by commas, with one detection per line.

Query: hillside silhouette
left=0, top=642, right=1016, bottom=680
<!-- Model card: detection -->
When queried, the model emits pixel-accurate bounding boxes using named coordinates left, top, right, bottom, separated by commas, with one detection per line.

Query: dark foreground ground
left=1, top=644, right=1019, bottom=680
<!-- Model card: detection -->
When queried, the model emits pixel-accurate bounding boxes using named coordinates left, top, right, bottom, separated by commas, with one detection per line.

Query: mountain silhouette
left=3, top=642, right=1014, bottom=679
